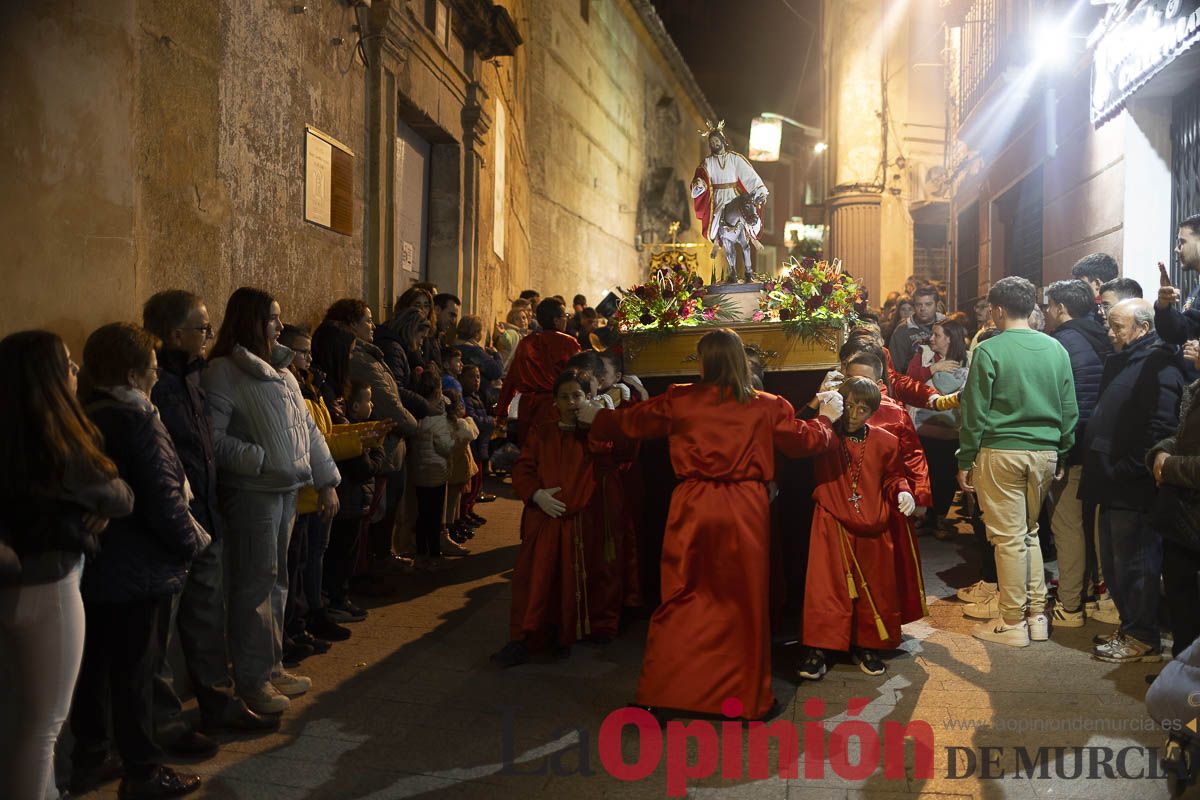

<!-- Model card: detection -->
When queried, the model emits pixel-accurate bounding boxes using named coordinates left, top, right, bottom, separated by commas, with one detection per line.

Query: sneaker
left=326, top=599, right=368, bottom=622
left=240, top=683, right=290, bottom=715
left=308, top=610, right=352, bottom=642
left=270, top=670, right=312, bottom=697
left=1093, top=629, right=1121, bottom=645
left=117, top=765, right=200, bottom=799
left=956, top=580, right=998, bottom=604
left=972, top=618, right=1031, bottom=647
left=1051, top=605, right=1084, bottom=628
left=441, top=531, right=470, bottom=556
left=1090, top=597, right=1121, bottom=625
left=854, top=648, right=886, bottom=676
left=796, top=647, right=828, bottom=681
left=962, top=594, right=1000, bottom=620
left=1027, top=612, right=1049, bottom=641
left=1093, top=633, right=1162, bottom=663
left=490, top=640, right=529, bottom=668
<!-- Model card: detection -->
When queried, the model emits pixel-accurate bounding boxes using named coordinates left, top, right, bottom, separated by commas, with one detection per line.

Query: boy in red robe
left=497, top=299, right=580, bottom=446
left=798, top=377, right=918, bottom=680
left=492, top=370, right=608, bottom=666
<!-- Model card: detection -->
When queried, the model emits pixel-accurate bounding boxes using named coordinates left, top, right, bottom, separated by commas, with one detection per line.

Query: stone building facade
left=0, top=0, right=711, bottom=351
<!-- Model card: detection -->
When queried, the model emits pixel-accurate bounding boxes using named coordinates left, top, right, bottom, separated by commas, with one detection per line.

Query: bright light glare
left=813, top=141, right=828, bottom=154
left=1034, top=22, right=1069, bottom=68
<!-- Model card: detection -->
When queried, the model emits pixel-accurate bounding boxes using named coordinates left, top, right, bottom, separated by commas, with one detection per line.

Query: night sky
left=653, top=0, right=822, bottom=139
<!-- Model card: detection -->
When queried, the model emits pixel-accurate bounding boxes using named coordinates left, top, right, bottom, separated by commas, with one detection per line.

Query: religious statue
left=691, top=121, right=769, bottom=283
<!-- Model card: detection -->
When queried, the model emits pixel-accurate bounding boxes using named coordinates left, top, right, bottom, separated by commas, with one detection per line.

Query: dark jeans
left=1098, top=506, right=1163, bottom=649
left=971, top=497, right=997, bottom=583
left=152, top=539, right=239, bottom=732
left=324, top=516, right=364, bottom=606
left=71, top=596, right=163, bottom=780
left=283, top=512, right=332, bottom=636
left=414, top=484, right=446, bottom=557
left=1163, top=539, right=1200, bottom=657
left=920, top=435, right=959, bottom=519
left=367, top=469, right=405, bottom=560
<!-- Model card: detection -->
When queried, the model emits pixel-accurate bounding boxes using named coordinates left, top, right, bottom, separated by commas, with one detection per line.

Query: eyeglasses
left=292, top=348, right=312, bottom=356
left=187, top=324, right=215, bottom=338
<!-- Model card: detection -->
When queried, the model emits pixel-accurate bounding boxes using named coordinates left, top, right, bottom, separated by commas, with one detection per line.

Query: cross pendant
left=849, top=491, right=862, bottom=512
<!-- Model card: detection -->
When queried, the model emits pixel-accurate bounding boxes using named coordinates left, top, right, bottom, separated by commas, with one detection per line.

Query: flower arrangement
left=754, top=256, right=860, bottom=337
left=614, top=263, right=723, bottom=332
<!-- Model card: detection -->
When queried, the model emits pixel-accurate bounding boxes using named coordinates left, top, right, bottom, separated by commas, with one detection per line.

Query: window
left=956, top=201, right=980, bottom=311
left=993, top=166, right=1043, bottom=289
left=425, top=0, right=450, bottom=47
left=1172, top=80, right=1200, bottom=300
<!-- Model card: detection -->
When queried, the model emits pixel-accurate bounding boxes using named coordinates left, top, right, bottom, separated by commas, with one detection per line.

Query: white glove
left=532, top=487, right=566, bottom=518
left=898, top=491, right=916, bottom=517
left=577, top=402, right=600, bottom=425
left=816, top=390, right=843, bottom=422
left=616, top=383, right=631, bottom=402
left=819, top=370, right=844, bottom=393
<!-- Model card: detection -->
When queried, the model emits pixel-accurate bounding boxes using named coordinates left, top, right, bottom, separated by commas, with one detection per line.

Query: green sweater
left=956, top=328, right=1078, bottom=470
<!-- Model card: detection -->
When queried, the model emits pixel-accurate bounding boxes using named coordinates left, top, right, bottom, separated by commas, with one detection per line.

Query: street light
left=749, top=112, right=824, bottom=162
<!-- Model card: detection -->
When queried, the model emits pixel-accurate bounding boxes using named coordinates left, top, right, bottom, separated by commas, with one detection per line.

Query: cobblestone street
left=71, top=481, right=1187, bottom=800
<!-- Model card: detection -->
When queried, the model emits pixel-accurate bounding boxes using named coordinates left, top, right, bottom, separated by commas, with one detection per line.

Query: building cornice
left=625, top=0, right=716, bottom=122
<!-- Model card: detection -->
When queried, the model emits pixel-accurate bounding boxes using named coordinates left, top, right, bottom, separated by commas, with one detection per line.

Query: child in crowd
left=443, top=389, right=480, bottom=545
left=798, top=376, right=918, bottom=681
left=411, top=368, right=474, bottom=569
left=491, top=369, right=609, bottom=666
left=324, top=382, right=388, bottom=621
left=596, top=350, right=632, bottom=408
left=442, top=348, right=464, bottom=396
left=459, top=364, right=494, bottom=526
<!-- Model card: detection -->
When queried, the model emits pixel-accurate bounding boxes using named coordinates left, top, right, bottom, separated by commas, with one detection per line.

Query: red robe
left=583, top=427, right=638, bottom=640
left=802, top=425, right=911, bottom=652
left=885, top=347, right=936, bottom=408
left=497, top=331, right=581, bottom=445
left=872, top=391, right=931, bottom=624
left=509, top=419, right=603, bottom=648
left=591, top=384, right=834, bottom=719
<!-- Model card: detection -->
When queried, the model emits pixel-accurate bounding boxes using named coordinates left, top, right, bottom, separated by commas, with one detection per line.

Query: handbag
left=1151, top=483, right=1200, bottom=553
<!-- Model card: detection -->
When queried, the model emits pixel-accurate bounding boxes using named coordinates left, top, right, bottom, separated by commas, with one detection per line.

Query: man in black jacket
left=1045, top=280, right=1113, bottom=629
left=1153, top=213, right=1200, bottom=343
left=1081, top=298, right=1187, bottom=664
left=143, top=291, right=278, bottom=749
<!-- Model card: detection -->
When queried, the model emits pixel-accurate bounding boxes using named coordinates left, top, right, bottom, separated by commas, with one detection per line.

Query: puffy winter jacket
left=371, top=322, right=432, bottom=419
left=410, top=414, right=475, bottom=487
left=348, top=340, right=420, bottom=473
left=1050, top=317, right=1112, bottom=465
left=201, top=344, right=340, bottom=493
left=80, top=387, right=211, bottom=603
left=152, top=349, right=222, bottom=539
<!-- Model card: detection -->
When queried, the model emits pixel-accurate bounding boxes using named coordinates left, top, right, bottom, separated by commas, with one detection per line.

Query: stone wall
left=523, top=0, right=712, bottom=303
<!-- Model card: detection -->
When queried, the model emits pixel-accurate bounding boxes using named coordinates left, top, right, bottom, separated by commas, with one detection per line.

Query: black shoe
left=449, top=529, right=470, bottom=545
left=796, top=647, right=827, bottom=681
left=308, top=610, right=352, bottom=641
left=118, top=765, right=200, bottom=799
left=200, top=701, right=280, bottom=735
left=162, top=729, right=218, bottom=760
left=477, top=493, right=498, bottom=503
left=295, top=631, right=331, bottom=654
left=466, top=512, right=487, bottom=526
left=451, top=523, right=474, bottom=541
left=326, top=599, right=367, bottom=622
left=282, top=639, right=314, bottom=667
left=490, top=641, right=529, bottom=668
left=70, top=753, right=124, bottom=793
left=854, top=648, right=886, bottom=676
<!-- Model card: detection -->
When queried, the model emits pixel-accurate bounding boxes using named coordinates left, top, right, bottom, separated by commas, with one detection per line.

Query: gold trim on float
left=623, top=322, right=844, bottom=378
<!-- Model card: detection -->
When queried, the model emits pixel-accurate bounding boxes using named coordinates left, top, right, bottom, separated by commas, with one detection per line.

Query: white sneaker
left=240, top=683, right=290, bottom=715
left=1052, top=605, right=1084, bottom=628
left=1027, top=612, right=1049, bottom=641
left=270, top=670, right=311, bottom=697
left=956, top=580, right=998, bottom=604
left=962, top=594, right=1000, bottom=620
left=973, top=619, right=1031, bottom=647
left=1090, top=596, right=1121, bottom=625
left=440, top=531, right=470, bottom=556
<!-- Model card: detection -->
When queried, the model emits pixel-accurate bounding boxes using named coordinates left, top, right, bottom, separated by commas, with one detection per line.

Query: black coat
left=372, top=323, right=431, bottom=419
left=81, top=390, right=210, bottom=603
left=1155, top=285, right=1200, bottom=345
left=1081, top=333, right=1187, bottom=510
left=1050, top=318, right=1112, bottom=465
left=334, top=445, right=386, bottom=520
left=152, top=349, right=222, bottom=540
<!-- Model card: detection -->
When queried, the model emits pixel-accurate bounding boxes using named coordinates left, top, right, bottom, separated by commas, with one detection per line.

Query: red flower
left=662, top=287, right=676, bottom=300
left=634, top=285, right=650, bottom=300
left=820, top=281, right=834, bottom=296
left=782, top=278, right=796, bottom=292
left=661, top=309, right=679, bottom=324
left=692, top=275, right=705, bottom=290
left=764, top=280, right=776, bottom=292
left=640, top=313, right=657, bottom=325
left=779, top=308, right=794, bottom=321
left=806, top=295, right=824, bottom=311
left=801, top=256, right=816, bottom=268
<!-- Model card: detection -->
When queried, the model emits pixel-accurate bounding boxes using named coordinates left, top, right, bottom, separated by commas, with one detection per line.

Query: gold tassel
left=836, top=527, right=859, bottom=599
left=838, top=523, right=891, bottom=642
left=905, top=518, right=929, bottom=617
